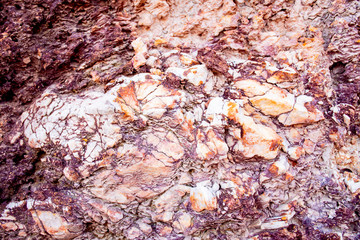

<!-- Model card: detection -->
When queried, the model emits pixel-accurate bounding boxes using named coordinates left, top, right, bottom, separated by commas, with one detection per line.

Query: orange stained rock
left=98, top=156, right=113, bottom=168
left=269, top=156, right=290, bottom=176
left=91, top=162, right=173, bottom=204
left=116, top=82, right=140, bottom=112
left=142, top=97, right=167, bottom=110
left=183, top=116, right=195, bottom=140
left=113, top=78, right=185, bottom=119
left=196, top=142, right=215, bottom=160
left=135, top=79, right=160, bottom=101
left=107, top=207, right=123, bottom=222
left=329, top=131, right=339, bottom=143
left=114, top=99, right=136, bottom=120
left=132, top=54, right=147, bottom=70
left=90, top=71, right=101, bottom=83
left=303, top=139, right=316, bottom=154
left=115, top=155, right=172, bottom=178
left=189, top=188, right=217, bottom=212
left=131, top=37, right=148, bottom=70
left=142, top=84, right=181, bottom=103
left=249, top=87, right=295, bottom=116
left=285, top=173, right=294, bottom=182
left=266, top=67, right=297, bottom=84
left=288, top=128, right=302, bottom=143
left=288, top=146, right=304, bottom=160
left=308, top=26, right=318, bottom=32
left=31, top=210, right=74, bottom=239
left=90, top=185, right=135, bottom=204
left=154, top=38, right=167, bottom=46
left=239, top=117, right=283, bottom=159
left=1, top=222, right=18, bottom=231
left=278, top=95, right=324, bottom=126
left=156, top=132, right=184, bottom=160
left=196, top=128, right=205, bottom=141
left=171, top=109, right=194, bottom=141
left=180, top=54, right=198, bottom=66
left=88, top=137, right=179, bottom=203
left=234, top=79, right=271, bottom=97
left=159, top=226, right=173, bottom=236
left=63, top=166, right=81, bottom=182
left=176, top=212, right=193, bottom=231
left=224, top=100, right=282, bottom=159
left=226, top=101, right=238, bottom=121
left=206, top=128, right=228, bottom=157
left=196, top=129, right=215, bottom=160
left=268, top=164, right=279, bottom=176
left=302, top=38, right=314, bottom=47
left=235, top=185, right=247, bottom=196
left=150, top=68, right=162, bottom=75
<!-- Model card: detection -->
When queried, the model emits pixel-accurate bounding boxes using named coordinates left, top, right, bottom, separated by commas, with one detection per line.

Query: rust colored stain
left=116, top=82, right=140, bottom=110
left=227, top=101, right=238, bottom=121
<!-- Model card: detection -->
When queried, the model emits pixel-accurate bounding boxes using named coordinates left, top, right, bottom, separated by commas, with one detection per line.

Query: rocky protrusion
left=278, top=95, right=324, bottom=126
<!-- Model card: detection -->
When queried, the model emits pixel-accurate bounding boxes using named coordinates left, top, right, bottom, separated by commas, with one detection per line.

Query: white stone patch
left=22, top=73, right=188, bottom=177
left=272, top=155, right=290, bottom=175
left=344, top=172, right=360, bottom=193
left=278, top=95, right=324, bottom=126
left=166, top=64, right=209, bottom=86
left=234, top=79, right=272, bottom=97
left=131, top=37, right=148, bottom=70
left=249, top=87, right=295, bottom=116
left=189, top=181, right=218, bottom=212
left=205, top=97, right=226, bottom=126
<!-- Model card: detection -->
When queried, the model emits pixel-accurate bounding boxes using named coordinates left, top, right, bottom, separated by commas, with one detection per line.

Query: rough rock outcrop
left=1, top=0, right=360, bottom=239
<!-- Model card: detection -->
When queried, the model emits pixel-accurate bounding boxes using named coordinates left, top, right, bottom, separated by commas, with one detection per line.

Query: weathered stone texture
left=1, top=0, right=360, bottom=239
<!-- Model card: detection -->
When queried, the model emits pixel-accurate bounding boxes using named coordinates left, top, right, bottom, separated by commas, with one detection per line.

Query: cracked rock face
left=1, top=0, right=360, bottom=239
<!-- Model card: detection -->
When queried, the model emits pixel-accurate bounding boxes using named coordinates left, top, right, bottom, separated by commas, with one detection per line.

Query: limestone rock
left=173, top=212, right=193, bottom=232
left=278, top=95, right=325, bottom=126
left=1, top=0, right=360, bottom=239
left=131, top=37, right=148, bottom=70
left=225, top=102, right=283, bottom=160
left=249, top=87, right=295, bottom=116
left=267, top=66, right=298, bottom=84
left=234, top=79, right=272, bottom=98
left=195, top=128, right=228, bottom=160
left=189, top=181, right=218, bottom=212
left=166, top=64, right=210, bottom=86
left=89, top=129, right=184, bottom=204
left=31, top=210, right=82, bottom=239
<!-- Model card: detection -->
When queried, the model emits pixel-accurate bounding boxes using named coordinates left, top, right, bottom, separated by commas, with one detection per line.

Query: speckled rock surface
left=1, top=0, right=360, bottom=239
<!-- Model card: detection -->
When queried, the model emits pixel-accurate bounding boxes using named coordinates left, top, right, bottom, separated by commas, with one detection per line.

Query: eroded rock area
left=1, top=0, right=360, bottom=239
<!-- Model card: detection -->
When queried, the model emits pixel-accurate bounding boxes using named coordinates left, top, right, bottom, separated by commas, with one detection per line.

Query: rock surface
left=1, top=0, right=360, bottom=239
